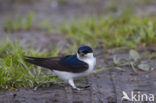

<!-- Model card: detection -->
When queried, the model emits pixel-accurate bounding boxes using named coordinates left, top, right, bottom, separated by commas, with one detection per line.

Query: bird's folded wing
left=24, top=55, right=88, bottom=73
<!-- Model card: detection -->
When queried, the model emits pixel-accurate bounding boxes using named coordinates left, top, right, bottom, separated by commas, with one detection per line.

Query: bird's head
left=77, top=46, right=94, bottom=59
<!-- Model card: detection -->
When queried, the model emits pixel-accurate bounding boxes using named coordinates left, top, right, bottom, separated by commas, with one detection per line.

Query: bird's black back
left=24, top=54, right=88, bottom=73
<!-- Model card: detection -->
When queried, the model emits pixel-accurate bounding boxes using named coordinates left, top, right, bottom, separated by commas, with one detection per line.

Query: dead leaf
left=129, top=49, right=140, bottom=61
left=138, top=64, right=150, bottom=71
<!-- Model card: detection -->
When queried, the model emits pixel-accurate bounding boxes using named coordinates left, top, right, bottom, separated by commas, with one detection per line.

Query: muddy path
left=0, top=71, right=115, bottom=103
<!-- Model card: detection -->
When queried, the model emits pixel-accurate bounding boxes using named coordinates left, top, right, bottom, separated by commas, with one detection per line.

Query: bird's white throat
left=77, top=53, right=96, bottom=75
left=77, top=53, right=96, bottom=68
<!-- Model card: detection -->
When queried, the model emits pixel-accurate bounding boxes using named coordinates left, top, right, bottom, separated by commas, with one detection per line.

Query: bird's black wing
left=24, top=55, right=88, bottom=73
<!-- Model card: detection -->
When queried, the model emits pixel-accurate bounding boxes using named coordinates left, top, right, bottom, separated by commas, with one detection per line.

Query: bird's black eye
left=82, top=50, right=89, bottom=54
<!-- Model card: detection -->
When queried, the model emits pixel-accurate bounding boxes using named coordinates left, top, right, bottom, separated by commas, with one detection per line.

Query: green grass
left=4, top=12, right=35, bottom=32
left=0, top=39, right=61, bottom=89
left=61, top=15, right=156, bottom=48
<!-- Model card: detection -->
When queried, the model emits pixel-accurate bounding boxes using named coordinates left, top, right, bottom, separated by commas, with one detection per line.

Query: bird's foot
left=73, top=87, right=82, bottom=91
left=73, top=85, right=90, bottom=90
left=68, top=79, right=84, bottom=91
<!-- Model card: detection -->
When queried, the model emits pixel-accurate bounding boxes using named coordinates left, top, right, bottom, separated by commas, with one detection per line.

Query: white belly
left=53, top=57, right=96, bottom=80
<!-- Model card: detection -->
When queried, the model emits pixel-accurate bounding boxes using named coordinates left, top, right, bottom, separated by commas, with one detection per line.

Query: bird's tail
left=24, top=56, right=49, bottom=68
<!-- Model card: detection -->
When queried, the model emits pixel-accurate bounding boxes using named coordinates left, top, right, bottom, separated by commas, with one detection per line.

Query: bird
left=24, top=46, right=96, bottom=90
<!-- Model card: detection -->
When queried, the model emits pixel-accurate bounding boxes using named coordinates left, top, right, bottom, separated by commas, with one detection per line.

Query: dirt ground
left=0, top=48, right=156, bottom=103
left=0, top=0, right=156, bottom=103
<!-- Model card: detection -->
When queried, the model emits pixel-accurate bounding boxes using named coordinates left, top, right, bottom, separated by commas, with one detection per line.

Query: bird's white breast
left=79, top=54, right=96, bottom=76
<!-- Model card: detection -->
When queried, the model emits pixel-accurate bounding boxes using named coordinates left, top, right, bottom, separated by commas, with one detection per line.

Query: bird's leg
left=68, top=79, right=81, bottom=90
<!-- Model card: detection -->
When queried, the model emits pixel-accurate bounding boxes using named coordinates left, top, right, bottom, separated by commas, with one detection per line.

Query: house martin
left=24, top=46, right=96, bottom=90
